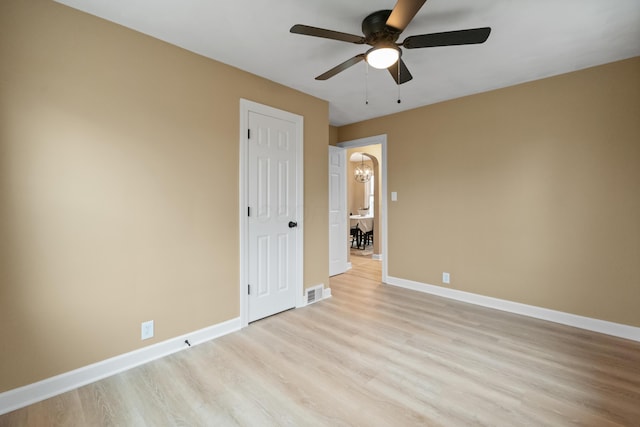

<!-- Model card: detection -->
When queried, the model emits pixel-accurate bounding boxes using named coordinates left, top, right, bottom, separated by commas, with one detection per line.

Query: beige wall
left=0, top=0, right=328, bottom=392
left=339, top=57, right=640, bottom=327
left=329, top=125, right=339, bottom=146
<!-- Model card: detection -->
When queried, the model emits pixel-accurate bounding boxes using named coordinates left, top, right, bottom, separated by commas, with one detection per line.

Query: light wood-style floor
left=2, top=257, right=640, bottom=426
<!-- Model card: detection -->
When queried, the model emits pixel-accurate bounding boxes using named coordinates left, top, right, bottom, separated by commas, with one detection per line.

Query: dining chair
left=364, top=227, right=373, bottom=247
left=350, top=224, right=363, bottom=248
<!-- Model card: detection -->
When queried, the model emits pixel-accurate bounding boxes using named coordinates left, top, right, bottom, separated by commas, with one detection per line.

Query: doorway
left=239, top=99, right=304, bottom=327
left=348, top=151, right=378, bottom=257
left=337, top=134, right=388, bottom=283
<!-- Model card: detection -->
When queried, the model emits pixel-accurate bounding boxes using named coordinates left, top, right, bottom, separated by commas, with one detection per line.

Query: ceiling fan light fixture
left=366, top=45, right=400, bottom=69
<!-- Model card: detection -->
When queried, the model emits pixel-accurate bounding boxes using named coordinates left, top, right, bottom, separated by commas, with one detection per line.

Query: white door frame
left=337, top=134, right=388, bottom=283
left=239, top=99, right=304, bottom=328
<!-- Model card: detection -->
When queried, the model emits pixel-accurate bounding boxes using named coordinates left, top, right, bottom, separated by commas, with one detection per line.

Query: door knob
left=288, top=221, right=298, bottom=228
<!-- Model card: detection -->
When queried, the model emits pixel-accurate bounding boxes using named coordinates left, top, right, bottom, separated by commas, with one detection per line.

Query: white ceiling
left=54, top=0, right=640, bottom=126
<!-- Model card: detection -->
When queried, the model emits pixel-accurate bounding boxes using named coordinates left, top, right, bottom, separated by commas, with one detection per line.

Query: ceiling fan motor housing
left=362, top=10, right=401, bottom=45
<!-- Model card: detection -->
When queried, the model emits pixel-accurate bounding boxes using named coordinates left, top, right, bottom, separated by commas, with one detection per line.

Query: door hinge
left=248, top=284, right=251, bottom=295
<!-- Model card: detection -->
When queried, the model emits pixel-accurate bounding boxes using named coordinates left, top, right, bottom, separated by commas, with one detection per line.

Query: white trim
left=346, top=262, right=352, bottom=271
left=0, top=318, right=241, bottom=416
left=239, top=99, right=304, bottom=327
left=386, top=276, right=640, bottom=342
left=372, top=254, right=383, bottom=261
left=337, top=135, right=388, bottom=283
left=323, top=288, right=332, bottom=299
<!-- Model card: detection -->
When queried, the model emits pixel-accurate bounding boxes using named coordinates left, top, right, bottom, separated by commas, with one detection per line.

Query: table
left=350, top=215, right=373, bottom=233
left=350, top=215, right=374, bottom=249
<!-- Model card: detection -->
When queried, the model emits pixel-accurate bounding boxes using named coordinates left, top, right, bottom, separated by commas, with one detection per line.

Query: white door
left=328, top=146, right=347, bottom=276
left=248, top=111, right=299, bottom=322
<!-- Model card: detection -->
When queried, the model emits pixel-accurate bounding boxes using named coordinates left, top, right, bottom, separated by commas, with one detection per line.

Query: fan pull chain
left=397, top=61, right=402, bottom=104
left=365, top=62, right=369, bottom=105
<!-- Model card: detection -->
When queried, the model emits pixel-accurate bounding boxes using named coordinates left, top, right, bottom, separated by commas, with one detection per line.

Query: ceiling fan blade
left=388, top=59, right=413, bottom=85
left=316, top=54, right=366, bottom=80
left=290, top=24, right=365, bottom=44
left=386, top=0, right=427, bottom=32
left=403, top=27, right=491, bottom=49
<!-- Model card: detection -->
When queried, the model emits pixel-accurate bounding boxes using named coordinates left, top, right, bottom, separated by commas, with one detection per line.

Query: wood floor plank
left=2, top=257, right=639, bottom=426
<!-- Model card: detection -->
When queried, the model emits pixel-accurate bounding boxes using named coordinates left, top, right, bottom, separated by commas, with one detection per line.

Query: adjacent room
left=1, top=0, right=639, bottom=425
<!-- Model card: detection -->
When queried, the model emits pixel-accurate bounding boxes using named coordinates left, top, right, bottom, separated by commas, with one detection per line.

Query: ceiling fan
left=290, top=0, right=491, bottom=84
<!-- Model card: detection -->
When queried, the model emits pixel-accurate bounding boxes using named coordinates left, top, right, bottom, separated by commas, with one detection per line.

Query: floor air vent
left=306, top=285, right=323, bottom=305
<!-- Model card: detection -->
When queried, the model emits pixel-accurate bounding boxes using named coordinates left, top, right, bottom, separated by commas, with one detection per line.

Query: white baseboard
left=0, top=317, right=241, bottom=416
left=372, top=254, right=383, bottom=261
left=323, top=288, right=332, bottom=299
left=346, top=262, right=352, bottom=270
left=386, top=276, right=640, bottom=343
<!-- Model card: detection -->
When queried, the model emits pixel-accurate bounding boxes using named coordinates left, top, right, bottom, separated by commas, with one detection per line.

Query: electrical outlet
left=442, top=272, right=450, bottom=284
left=141, top=320, right=154, bottom=340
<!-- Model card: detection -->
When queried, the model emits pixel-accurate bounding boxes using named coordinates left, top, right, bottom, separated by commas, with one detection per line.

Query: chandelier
left=354, top=155, right=373, bottom=183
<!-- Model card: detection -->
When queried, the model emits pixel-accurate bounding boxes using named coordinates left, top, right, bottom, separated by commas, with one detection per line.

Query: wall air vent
left=306, top=285, right=324, bottom=305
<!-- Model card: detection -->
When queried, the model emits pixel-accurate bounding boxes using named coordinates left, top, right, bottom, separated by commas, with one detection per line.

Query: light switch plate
left=391, top=192, right=398, bottom=201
